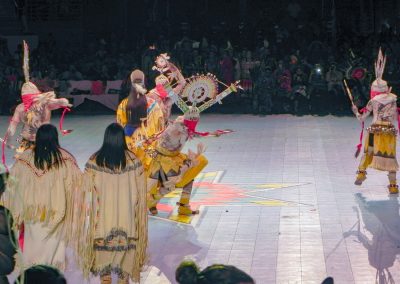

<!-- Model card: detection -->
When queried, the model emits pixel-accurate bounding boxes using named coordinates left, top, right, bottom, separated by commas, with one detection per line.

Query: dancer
left=3, top=41, right=71, bottom=156
left=147, top=77, right=240, bottom=216
left=148, top=53, right=186, bottom=123
left=146, top=106, right=208, bottom=216
left=81, top=123, right=147, bottom=284
left=352, top=49, right=399, bottom=193
left=116, top=69, right=164, bottom=160
left=1, top=124, right=81, bottom=270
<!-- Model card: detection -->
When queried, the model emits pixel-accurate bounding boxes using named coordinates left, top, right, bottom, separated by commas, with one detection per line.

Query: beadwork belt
left=367, top=122, right=397, bottom=135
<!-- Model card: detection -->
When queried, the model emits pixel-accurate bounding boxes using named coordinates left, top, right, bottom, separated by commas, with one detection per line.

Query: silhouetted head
left=176, top=261, right=255, bottom=284
left=16, top=265, right=66, bottom=284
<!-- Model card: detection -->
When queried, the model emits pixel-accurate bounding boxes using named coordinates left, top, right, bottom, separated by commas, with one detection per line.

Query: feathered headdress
left=374, top=48, right=386, bottom=80
left=152, top=53, right=171, bottom=73
left=23, top=40, right=30, bottom=83
left=158, top=53, right=170, bottom=61
left=21, top=41, right=41, bottom=97
left=174, top=75, right=240, bottom=138
left=371, top=48, right=389, bottom=98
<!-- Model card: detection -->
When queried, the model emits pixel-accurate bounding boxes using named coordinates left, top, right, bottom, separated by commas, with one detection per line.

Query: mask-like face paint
left=156, top=57, right=167, bottom=68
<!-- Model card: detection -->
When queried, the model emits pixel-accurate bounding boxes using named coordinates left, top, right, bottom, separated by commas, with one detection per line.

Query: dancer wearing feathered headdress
left=352, top=48, right=399, bottom=193
left=146, top=75, right=240, bottom=216
left=3, top=41, right=72, bottom=159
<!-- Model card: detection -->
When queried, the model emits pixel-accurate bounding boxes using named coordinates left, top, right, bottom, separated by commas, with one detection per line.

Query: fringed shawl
left=78, top=151, right=148, bottom=281
left=1, top=148, right=82, bottom=246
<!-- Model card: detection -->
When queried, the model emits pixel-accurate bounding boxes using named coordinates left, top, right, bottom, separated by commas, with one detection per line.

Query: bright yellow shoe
left=354, top=170, right=367, bottom=185
left=388, top=184, right=399, bottom=194
left=177, top=203, right=199, bottom=216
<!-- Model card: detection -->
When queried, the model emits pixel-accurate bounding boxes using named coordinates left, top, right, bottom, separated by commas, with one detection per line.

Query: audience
left=2, top=16, right=397, bottom=116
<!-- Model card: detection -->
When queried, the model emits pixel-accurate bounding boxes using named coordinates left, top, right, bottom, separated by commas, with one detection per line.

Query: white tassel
left=134, top=83, right=147, bottom=96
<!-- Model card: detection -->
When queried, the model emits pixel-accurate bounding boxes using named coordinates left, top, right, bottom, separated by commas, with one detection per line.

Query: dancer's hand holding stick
left=343, top=79, right=359, bottom=114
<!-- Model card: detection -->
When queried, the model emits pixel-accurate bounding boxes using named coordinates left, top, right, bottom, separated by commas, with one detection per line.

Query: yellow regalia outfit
left=116, top=97, right=164, bottom=167
left=146, top=114, right=208, bottom=216
left=116, top=69, right=165, bottom=170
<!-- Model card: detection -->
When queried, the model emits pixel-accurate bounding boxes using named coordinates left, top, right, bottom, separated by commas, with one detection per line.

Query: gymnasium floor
left=2, top=114, right=400, bottom=284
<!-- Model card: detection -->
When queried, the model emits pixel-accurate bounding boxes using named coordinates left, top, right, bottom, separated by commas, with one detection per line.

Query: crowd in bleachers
left=2, top=4, right=400, bottom=116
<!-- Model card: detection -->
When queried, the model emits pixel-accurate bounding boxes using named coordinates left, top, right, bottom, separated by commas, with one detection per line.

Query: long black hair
left=34, top=124, right=64, bottom=170
left=121, top=73, right=148, bottom=127
left=126, top=93, right=147, bottom=127
left=93, top=123, right=128, bottom=170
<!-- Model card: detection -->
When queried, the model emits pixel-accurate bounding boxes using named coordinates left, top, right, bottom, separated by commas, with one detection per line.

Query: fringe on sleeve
left=2, top=162, right=25, bottom=228
left=76, top=164, right=97, bottom=279
left=130, top=163, right=148, bottom=282
left=61, top=156, right=84, bottom=254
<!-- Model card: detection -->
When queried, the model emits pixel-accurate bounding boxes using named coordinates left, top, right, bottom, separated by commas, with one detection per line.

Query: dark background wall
left=1, top=0, right=400, bottom=47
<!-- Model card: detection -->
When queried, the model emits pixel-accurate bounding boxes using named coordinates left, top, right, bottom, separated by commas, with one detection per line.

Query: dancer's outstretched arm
left=169, top=62, right=186, bottom=95
left=46, top=93, right=72, bottom=110
left=5, top=104, right=23, bottom=140
left=352, top=101, right=372, bottom=122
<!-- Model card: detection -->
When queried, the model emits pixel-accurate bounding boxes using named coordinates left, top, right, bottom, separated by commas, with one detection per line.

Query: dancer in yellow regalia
left=353, top=49, right=399, bottom=193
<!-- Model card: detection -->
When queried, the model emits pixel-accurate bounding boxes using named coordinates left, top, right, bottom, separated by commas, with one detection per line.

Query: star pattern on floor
left=151, top=171, right=310, bottom=223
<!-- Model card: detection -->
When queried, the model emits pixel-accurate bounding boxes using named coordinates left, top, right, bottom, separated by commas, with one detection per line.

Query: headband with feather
left=23, top=40, right=30, bottom=83
left=374, top=48, right=386, bottom=80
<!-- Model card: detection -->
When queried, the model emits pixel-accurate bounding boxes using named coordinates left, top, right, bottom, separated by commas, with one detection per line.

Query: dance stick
left=343, top=79, right=354, bottom=106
